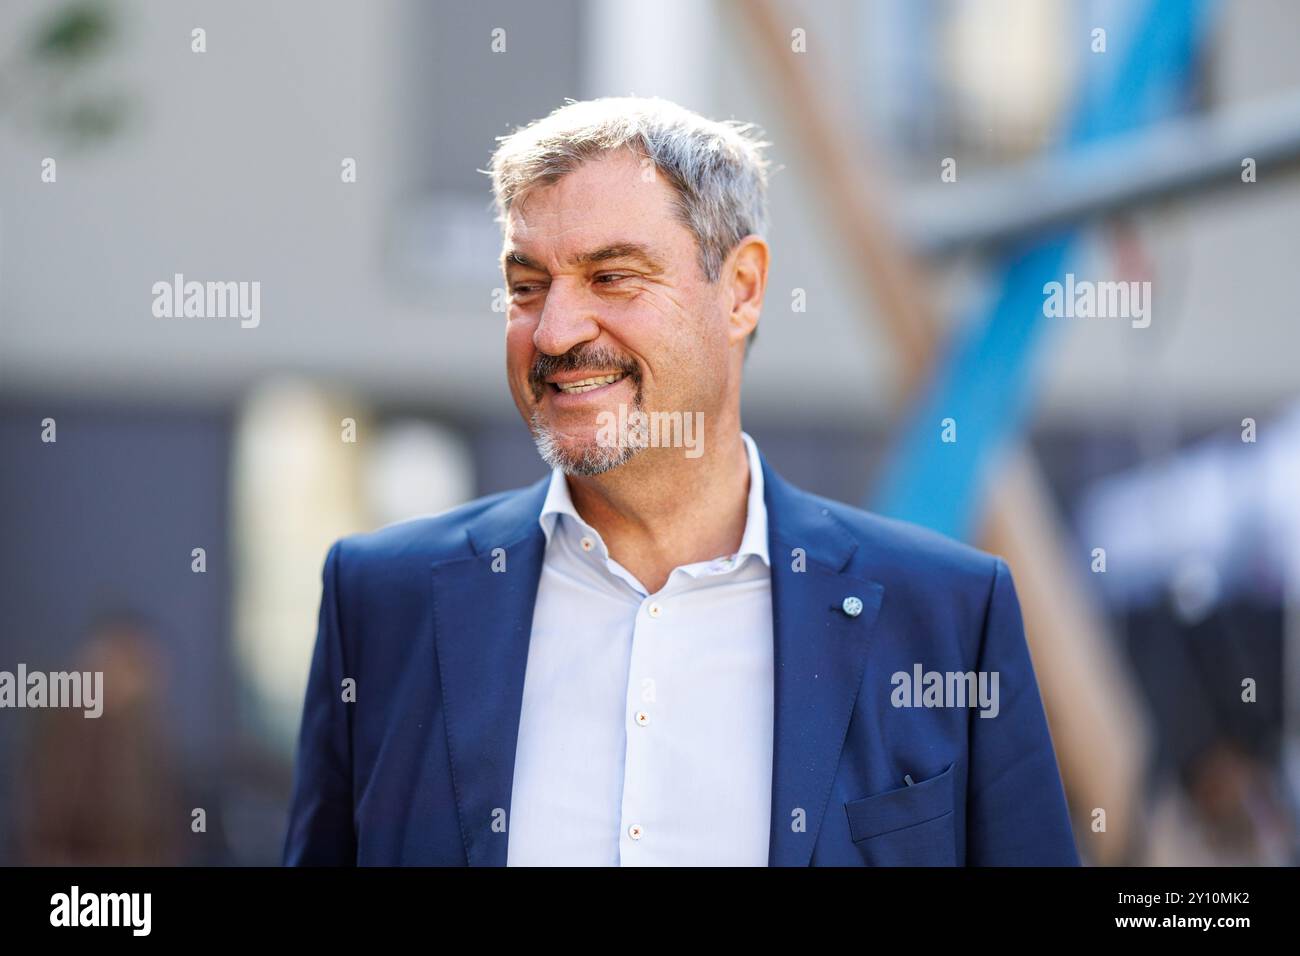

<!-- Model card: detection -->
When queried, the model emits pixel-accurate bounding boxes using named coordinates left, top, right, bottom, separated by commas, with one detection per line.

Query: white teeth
left=555, top=373, right=625, bottom=394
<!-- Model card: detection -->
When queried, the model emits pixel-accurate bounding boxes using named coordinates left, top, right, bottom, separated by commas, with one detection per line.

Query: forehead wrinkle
left=505, top=156, right=676, bottom=272
left=503, top=210, right=599, bottom=271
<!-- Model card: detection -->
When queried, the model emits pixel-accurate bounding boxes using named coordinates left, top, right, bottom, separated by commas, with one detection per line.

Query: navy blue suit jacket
left=283, top=454, right=1080, bottom=865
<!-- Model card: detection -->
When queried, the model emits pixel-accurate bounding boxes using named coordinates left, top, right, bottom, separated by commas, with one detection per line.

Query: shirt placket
left=617, top=589, right=666, bottom=865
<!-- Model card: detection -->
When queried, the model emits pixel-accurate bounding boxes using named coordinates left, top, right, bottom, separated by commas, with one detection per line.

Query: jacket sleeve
left=966, top=558, right=1080, bottom=865
left=283, top=541, right=357, bottom=865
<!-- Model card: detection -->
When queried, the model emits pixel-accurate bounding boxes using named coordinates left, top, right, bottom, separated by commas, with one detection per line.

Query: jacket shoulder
left=814, top=493, right=1002, bottom=593
left=329, top=485, right=534, bottom=571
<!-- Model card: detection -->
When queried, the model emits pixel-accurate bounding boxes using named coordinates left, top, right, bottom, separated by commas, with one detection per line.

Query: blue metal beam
left=871, top=0, right=1219, bottom=540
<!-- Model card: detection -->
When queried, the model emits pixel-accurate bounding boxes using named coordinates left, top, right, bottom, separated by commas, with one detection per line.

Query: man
left=283, top=97, right=1079, bottom=866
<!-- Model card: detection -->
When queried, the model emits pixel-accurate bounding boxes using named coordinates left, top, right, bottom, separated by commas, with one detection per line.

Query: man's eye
left=511, top=284, right=541, bottom=295
left=594, top=273, right=628, bottom=285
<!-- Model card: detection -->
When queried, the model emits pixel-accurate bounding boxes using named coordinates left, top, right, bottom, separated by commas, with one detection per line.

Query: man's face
left=501, top=150, right=736, bottom=476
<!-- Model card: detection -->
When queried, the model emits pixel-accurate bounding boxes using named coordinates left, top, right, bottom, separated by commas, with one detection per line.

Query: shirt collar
left=538, top=431, right=770, bottom=567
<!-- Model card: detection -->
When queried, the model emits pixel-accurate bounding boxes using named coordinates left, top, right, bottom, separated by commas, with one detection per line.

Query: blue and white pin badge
left=841, top=596, right=864, bottom=618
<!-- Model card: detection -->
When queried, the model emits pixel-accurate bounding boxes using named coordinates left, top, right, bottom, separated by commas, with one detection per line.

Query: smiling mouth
left=548, top=372, right=628, bottom=395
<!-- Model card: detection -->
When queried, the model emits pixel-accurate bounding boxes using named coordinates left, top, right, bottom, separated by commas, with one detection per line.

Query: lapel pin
left=904, top=773, right=915, bottom=786
left=841, top=596, right=864, bottom=618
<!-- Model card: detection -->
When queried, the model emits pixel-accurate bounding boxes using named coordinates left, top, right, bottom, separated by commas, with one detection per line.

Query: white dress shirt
left=505, top=432, right=774, bottom=866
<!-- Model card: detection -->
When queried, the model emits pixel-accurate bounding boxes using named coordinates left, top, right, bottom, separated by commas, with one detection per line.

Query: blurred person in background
left=16, top=611, right=183, bottom=866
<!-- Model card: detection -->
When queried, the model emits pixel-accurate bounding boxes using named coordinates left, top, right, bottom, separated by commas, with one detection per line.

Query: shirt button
left=647, top=602, right=662, bottom=618
left=580, top=536, right=594, bottom=552
left=628, top=824, right=643, bottom=840
left=635, top=711, right=649, bottom=726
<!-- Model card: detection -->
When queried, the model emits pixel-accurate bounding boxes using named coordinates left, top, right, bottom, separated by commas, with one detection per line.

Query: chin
left=529, top=412, right=643, bottom=477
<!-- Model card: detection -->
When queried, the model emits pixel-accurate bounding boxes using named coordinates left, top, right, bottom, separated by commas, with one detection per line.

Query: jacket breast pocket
left=844, top=762, right=957, bottom=866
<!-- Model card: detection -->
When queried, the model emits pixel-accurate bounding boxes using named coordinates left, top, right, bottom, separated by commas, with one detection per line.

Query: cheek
left=672, top=290, right=729, bottom=361
left=619, top=283, right=717, bottom=352
left=504, top=316, right=538, bottom=403
left=505, top=314, right=536, bottom=362
left=641, top=311, right=726, bottom=400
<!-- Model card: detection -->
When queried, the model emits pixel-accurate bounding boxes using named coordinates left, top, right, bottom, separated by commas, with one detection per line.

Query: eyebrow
left=502, top=242, right=666, bottom=274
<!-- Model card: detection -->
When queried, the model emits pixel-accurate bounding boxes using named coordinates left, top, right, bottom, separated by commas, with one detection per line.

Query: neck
left=566, top=425, right=752, bottom=594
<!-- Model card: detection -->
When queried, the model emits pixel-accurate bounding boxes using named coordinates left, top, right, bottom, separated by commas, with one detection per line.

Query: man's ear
left=726, top=236, right=769, bottom=349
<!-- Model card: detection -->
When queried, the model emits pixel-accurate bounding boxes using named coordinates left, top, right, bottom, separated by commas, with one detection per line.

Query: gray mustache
left=529, top=347, right=641, bottom=400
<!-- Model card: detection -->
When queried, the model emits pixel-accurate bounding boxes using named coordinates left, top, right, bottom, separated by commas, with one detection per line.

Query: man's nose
left=534, top=279, right=601, bottom=356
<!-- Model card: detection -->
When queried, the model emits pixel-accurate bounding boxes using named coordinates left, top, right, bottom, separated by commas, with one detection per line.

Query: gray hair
left=487, top=96, right=771, bottom=283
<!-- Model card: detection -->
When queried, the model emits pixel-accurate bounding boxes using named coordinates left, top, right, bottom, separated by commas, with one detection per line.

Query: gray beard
left=529, top=409, right=647, bottom=477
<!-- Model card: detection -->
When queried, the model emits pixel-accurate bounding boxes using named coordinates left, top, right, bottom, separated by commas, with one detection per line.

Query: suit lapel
left=431, top=477, right=548, bottom=866
left=762, top=458, right=885, bottom=866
